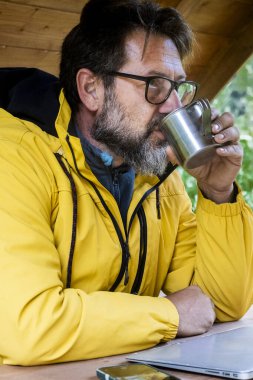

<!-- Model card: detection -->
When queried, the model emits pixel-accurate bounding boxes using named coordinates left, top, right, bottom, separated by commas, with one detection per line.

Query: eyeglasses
left=106, top=71, right=199, bottom=106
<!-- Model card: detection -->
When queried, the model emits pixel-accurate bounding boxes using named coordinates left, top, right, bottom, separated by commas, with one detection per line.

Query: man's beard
left=91, top=87, right=169, bottom=176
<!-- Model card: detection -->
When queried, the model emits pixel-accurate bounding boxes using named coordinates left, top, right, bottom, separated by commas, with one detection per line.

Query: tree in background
left=181, top=54, right=253, bottom=209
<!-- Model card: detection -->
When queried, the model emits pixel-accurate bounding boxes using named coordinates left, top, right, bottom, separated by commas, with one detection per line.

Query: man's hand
left=166, top=285, right=216, bottom=337
left=188, top=111, right=242, bottom=203
left=166, top=110, right=242, bottom=204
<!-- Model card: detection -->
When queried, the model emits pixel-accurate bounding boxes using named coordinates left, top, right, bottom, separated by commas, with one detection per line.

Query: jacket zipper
left=66, top=135, right=176, bottom=291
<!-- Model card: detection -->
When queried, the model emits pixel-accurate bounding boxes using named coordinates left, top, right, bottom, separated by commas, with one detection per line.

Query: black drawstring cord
left=131, top=206, right=147, bottom=294
left=65, top=135, right=129, bottom=291
left=156, top=187, right=161, bottom=219
left=56, top=135, right=177, bottom=291
left=55, top=153, right=78, bottom=288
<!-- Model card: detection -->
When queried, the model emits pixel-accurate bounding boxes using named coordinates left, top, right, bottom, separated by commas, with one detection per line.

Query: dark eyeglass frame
left=105, top=71, right=199, bottom=105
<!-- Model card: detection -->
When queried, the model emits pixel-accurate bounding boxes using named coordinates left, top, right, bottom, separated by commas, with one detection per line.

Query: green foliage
left=182, top=54, right=253, bottom=209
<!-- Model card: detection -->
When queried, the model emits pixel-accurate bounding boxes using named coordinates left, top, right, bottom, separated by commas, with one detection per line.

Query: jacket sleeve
left=0, top=130, right=178, bottom=365
left=163, top=179, right=253, bottom=322
left=192, top=188, right=253, bottom=321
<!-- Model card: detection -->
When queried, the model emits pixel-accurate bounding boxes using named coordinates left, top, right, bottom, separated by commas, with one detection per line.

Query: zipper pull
left=123, top=242, right=130, bottom=286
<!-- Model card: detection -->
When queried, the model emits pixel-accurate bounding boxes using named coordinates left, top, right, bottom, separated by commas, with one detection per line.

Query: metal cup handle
left=185, top=98, right=212, bottom=137
left=200, top=98, right=212, bottom=136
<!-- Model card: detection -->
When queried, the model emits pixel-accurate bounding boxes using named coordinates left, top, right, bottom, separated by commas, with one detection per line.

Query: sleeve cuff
left=160, top=297, right=179, bottom=341
left=196, top=183, right=244, bottom=217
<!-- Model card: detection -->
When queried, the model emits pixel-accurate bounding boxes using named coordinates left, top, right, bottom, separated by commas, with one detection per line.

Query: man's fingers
left=211, top=107, right=219, bottom=121
left=216, top=143, right=243, bottom=159
left=213, top=126, right=240, bottom=144
left=212, top=111, right=234, bottom=131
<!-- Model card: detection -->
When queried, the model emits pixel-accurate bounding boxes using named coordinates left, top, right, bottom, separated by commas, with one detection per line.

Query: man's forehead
left=124, top=33, right=181, bottom=64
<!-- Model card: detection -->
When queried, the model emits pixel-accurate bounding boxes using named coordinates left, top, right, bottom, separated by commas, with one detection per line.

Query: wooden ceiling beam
left=197, top=18, right=253, bottom=99
left=0, top=45, right=60, bottom=76
left=0, top=1, right=79, bottom=51
left=176, top=0, right=253, bottom=37
left=1, top=0, right=253, bottom=99
left=174, top=0, right=199, bottom=17
left=4, top=0, right=87, bottom=13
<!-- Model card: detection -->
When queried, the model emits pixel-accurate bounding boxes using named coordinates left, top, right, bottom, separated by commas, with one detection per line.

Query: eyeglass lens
left=147, top=78, right=196, bottom=105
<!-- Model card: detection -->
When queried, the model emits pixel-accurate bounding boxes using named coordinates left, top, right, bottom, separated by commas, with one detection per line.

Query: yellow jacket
left=0, top=75, right=253, bottom=365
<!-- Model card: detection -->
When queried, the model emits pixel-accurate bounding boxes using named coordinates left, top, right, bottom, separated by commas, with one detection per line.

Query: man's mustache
left=146, top=115, right=166, bottom=137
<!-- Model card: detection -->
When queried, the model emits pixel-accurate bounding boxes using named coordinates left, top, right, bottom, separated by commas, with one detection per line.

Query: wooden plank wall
left=1, top=0, right=253, bottom=99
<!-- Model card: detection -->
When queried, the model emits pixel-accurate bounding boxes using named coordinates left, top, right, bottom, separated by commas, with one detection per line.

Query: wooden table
left=1, top=307, right=252, bottom=380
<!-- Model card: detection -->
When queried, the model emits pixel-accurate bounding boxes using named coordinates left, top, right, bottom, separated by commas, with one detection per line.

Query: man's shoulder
left=0, top=107, right=59, bottom=149
left=160, top=169, right=186, bottom=197
left=0, top=107, right=31, bottom=142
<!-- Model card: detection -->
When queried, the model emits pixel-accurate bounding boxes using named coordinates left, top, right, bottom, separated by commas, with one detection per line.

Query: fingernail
left=212, top=124, right=220, bottom=132
left=219, top=133, right=225, bottom=140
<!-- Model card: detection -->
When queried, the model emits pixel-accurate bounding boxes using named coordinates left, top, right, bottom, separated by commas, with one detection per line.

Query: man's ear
left=76, top=68, right=102, bottom=112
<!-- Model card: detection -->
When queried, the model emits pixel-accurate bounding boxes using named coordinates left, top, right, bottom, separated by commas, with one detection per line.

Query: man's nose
left=158, top=90, right=182, bottom=114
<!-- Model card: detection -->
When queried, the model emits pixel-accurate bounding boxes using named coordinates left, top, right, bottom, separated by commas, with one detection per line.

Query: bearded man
left=0, top=0, right=252, bottom=366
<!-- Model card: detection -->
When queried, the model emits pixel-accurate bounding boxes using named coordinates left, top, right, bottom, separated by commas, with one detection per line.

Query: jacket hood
left=0, top=68, right=112, bottom=186
left=0, top=67, right=61, bottom=136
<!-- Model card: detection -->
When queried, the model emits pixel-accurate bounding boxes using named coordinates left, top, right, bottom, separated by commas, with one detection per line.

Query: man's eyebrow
left=146, top=70, right=186, bottom=80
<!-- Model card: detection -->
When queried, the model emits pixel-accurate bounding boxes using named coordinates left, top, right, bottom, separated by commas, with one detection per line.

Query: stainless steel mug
left=161, top=98, right=223, bottom=169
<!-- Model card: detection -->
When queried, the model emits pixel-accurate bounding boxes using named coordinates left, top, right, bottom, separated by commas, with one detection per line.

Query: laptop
left=127, top=324, right=253, bottom=379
